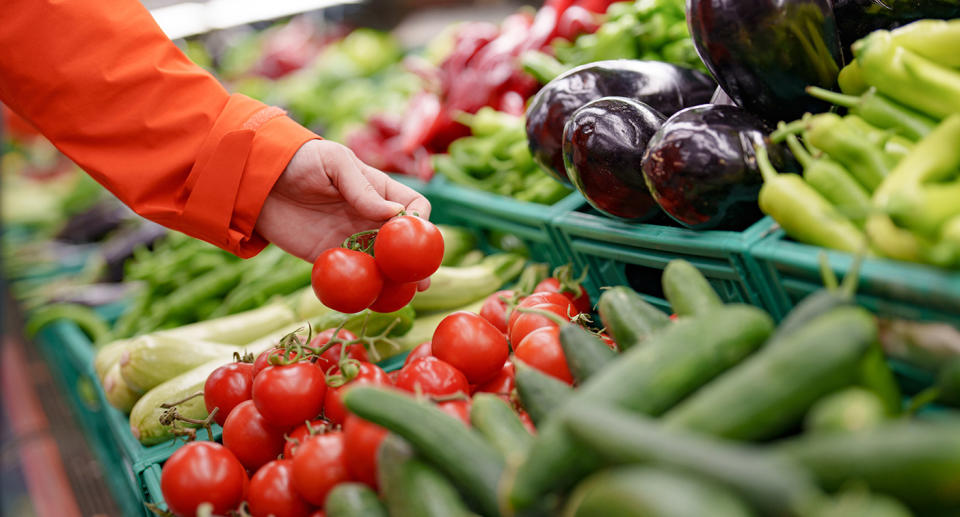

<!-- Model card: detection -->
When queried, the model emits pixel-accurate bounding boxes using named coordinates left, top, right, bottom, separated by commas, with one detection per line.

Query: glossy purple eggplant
left=641, top=104, right=794, bottom=230
left=687, top=0, right=844, bottom=124
left=562, top=97, right=665, bottom=220
left=833, top=0, right=960, bottom=61
left=525, top=60, right=716, bottom=185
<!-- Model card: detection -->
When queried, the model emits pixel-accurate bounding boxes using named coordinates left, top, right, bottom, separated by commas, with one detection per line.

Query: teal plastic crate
left=554, top=206, right=775, bottom=313
left=138, top=462, right=165, bottom=515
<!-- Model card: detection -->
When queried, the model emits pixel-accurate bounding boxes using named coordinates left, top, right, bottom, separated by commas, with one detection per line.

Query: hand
left=255, top=139, right=432, bottom=263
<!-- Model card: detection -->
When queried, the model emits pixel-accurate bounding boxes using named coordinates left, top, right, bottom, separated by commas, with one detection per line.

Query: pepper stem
left=806, top=86, right=859, bottom=108
left=769, top=119, right=809, bottom=142
left=754, top=143, right=780, bottom=184
left=784, top=132, right=814, bottom=168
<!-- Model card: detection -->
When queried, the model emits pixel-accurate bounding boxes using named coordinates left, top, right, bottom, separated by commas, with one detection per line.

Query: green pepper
left=521, top=51, right=570, bottom=84
left=886, top=19, right=960, bottom=68
left=887, top=180, right=960, bottom=239
left=837, top=61, right=869, bottom=95
left=784, top=132, right=870, bottom=227
left=882, top=136, right=913, bottom=163
left=804, top=113, right=893, bottom=192
left=806, top=87, right=936, bottom=141
left=874, top=114, right=960, bottom=207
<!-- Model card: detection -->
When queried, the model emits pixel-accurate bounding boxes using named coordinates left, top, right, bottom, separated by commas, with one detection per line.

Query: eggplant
left=55, top=200, right=131, bottom=243
left=99, top=221, right=167, bottom=282
left=833, top=0, right=960, bottom=61
left=687, top=0, right=844, bottom=124
left=641, top=104, right=794, bottom=230
left=525, top=60, right=716, bottom=185
left=562, top=97, right=664, bottom=220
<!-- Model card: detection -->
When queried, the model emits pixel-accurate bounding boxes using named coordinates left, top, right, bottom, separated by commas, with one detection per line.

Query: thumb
left=336, top=166, right=405, bottom=220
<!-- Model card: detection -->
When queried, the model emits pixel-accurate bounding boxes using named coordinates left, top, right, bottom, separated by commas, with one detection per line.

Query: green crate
left=139, top=463, right=165, bottom=515
left=554, top=207, right=774, bottom=313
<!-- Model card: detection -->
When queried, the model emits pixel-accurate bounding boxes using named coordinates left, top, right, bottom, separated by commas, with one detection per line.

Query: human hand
left=255, top=139, right=432, bottom=264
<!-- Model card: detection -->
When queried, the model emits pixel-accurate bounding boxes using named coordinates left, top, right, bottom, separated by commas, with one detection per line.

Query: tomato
left=373, top=215, right=444, bottom=282
left=395, top=357, right=470, bottom=397
left=309, top=329, right=364, bottom=374
left=432, top=311, right=509, bottom=384
left=403, top=342, right=432, bottom=367
left=161, top=442, right=245, bottom=517
left=253, top=362, right=327, bottom=428
left=598, top=332, right=617, bottom=351
left=248, top=459, right=314, bottom=517
left=204, top=362, right=254, bottom=426
left=323, top=362, right=391, bottom=425
left=253, top=347, right=298, bottom=379
left=312, top=248, right=383, bottom=313
left=479, top=289, right=515, bottom=333
left=369, top=278, right=417, bottom=313
left=506, top=292, right=577, bottom=333
left=670, top=313, right=678, bottom=320
left=284, top=419, right=327, bottom=459
left=535, top=277, right=592, bottom=314
left=437, top=399, right=472, bottom=426
left=518, top=410, right=537, bottom=434
left=222, top=400, right=288, bottom=471
left=343, top=415, right=388, bottom=489
left=310, top=512, right=326, bottom=517
left=508, top=303, right=568, bottom=346
left=476, top=360, right=515, bottom=395
left=514, top=326, right=573, bottom=384
left=291, top=431, right=350, bottom=506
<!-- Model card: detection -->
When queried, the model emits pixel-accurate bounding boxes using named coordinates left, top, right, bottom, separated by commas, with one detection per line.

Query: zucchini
left=597, top=286, right=670, bottom=351
left=155, top=301, right=297, bottom=345
left=344, top=386, right=504, bottom=517
left=411, top=254, right=525, bottom=312
left=663, top=307, right=876, bottom=441
left=562, top=405, right=822, bottom=517
left=103, top=363, right=140, bottom=414
left=514, top=359, right=573, bottom=425
left=470, top=393, right=533, bottom=464
left=805, top=387, right=887, bottom=434
left=563, top=467, right=756, bottom=517
left=661, top=259, right=722, bottom=317
left=508, top=304, right=775, bottom=512
left=810, top=490, right=913, bottom=517
left=119, top=335, right=240, bottom=393
left=94, top=338, right=134, bottom=381
left=559, top=325, right=616, bottom=383
left=377, top=434, right=475, bottom=517
left=775, top=420, right=960, bottom=511
left=438, top=225, right=479, bottom=266
left=324, top=483, right=387, bottom=517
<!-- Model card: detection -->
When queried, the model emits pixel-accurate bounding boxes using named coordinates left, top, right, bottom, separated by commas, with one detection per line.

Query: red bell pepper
left=575, top=0, right=620, bottom=14
left=555, top=5, right=601, bottom=41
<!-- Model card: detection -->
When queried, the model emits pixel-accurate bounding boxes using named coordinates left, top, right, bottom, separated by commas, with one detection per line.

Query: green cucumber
left=857, top=343, right=902, bottom=415
left=411, top=254, right=525, bottom=312
left=119, top=335, right=240, bottom=393
left=344, top=387, right=504, bottom=517
left=508, top=304, right=775, bottom=512
left=514, top=359, right=573, bottom=425
left=324, top=483, right=387, bottom=517
left=562, top=406, right=822, bottom=517
left=103, top=363, right=140, bottom=414
left=770, top=289, right=851, bottom=341
left=804, top=387, right=888, bottom=434
left=558, top=325, right=616, bottom=383
left=470, top=393, right=533, bottom=464
left=661, top=259, right=722, bottom=317
left=597, top=286, right=670, bottom=351
left=377, top=435, right=475, bottom=517
left=663, top=307, right=876, bottom=441
left=775, top=420, right=960, bottom=511
left=563, top=467, right=756, bottom=517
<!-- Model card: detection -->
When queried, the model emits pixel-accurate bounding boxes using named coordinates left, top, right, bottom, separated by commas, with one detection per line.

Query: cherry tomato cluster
left=311, top=215, right=444, bottom=314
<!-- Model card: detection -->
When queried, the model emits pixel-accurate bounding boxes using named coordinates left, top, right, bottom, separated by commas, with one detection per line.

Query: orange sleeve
left=0, top=0, right=319, bottom=257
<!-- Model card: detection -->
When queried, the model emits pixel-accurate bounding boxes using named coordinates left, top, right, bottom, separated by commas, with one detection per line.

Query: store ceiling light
left=150, top=0, right=364, bottom=39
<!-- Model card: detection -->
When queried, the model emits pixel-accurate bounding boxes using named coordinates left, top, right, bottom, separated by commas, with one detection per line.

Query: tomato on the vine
left=437, top=399, right=472, bottom=426
left=479, top=289, right=515, bottom=333
left=323, top=362, right=391, bottom=425
left=284, top=419, right=327, bottom=459
left=432, top=311, right=509, bottom=384
left=506, top=292, right=577, bottom=333
left=309, top=329, right=365, bottom=374
left=369, top=278, right=418, bottom=313
left=514, top=326, right=573, bottom=384
left=253, top=347, right=299, bottom=379
left=343, top=415, right=388, bottom=489
left=508, top=303, right=568, bottom=346
left=161, top=442, right=246, bottom=517
left=312, top=248, right=383, bottom=313
left=395, top=357, right=469, bottom=397
left=476, top=360, right=515, bottom=396
left=204, top=362, right=254, bottom=426
left=253, top=362, right=327, bottom=428
left=248, top=459, right=314, bottom=517
left=535, top=276, right=592, bottom=314
left=291, top=431, right=351, bottom=506
left=222, top=400, right=288, bottom=471
left=373, top=215, right=444, bottom=282
left=403, top=342, right=432, bottom=367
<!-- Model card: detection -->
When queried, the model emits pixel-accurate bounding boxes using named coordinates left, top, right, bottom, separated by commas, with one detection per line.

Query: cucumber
left=663, top=307, right=876, bottom=441
left=514, top=359, right=573, bottom=425
left=103, top=363, right=140, bottom=414
left=508, top=304, right=775, bottom=512
left=769, top=289, right=851, bottom=341
left=775, top=420, right=960, bottom=511
left=562, top=406, right=822, bottom=517
left=563, top=467, right=756, bottom=517
left=558, top=325, right=616, bottom=383
left=119, top=335, right=240, bottom=393
left=324, top=483, right=387, bottom=517
left=857, top=343, right=902, bottom=416
left=411, top=254, right=525, bottom=312
left=470, top=393, right=533, bottom=464
left=805, top=387, right=887, bottom=434
left=344, top=387, right=505, bottom=517
left=597, top=286, right=670, bottom=351
left=661, top=259, right=722, bottom=317
left=377, top=435, right=475, bottom=517
left=94, top=338, right=134, bottom=381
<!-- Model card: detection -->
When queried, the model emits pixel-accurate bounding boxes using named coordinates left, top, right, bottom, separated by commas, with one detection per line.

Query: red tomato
left=291, top=432, right=351, bottom=506
left=204, top=362, right=254, bottom=426
left=312, top=248, right=384, bottom=313
left=284, top=419, right=327, bottom=459
left=514, top=327, right=573, bottom=384
left=323, top=362, right=391, bottom=425
left=432, top=311, right=509, bottom=384
left=476, top=360, right=515, bottom=395
left=310, top=512, right=326, bottom=517
left=343, top=415, right=388, bottom=489
left=395, top=357, right=470, bottom=397
left=599, top=332, right=617, bottom=351
left=518, top=410, right=537, bottom=434
left=508, top=303, right=568, bottom=346
left=309, top=329, right=364, bottom=374
left=670, top=313, right=679, bottom=320
left=222, top=400, right=288, bottom=471
left=370, top=278, right=418, bottom=313
left=161, top=442, right=246, bottom=517
left=506, top=292, right=577, bottom=333
left=248, top=459, right=314, bottom=517
left=253, top=363, right=327, bottom=428
left=253, top=347, right=298, bottom=379
left=534, top=277, right=592, bottom=314
left=437, top=399, right=472, bottom=426
left=373, top=215, right=444, bottom=282
left=403, top=342, right=432, bottom=367
left=479, top=289, right=515, bottom=333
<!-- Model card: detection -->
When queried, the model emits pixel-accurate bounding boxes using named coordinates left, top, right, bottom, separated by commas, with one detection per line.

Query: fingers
left=361, top=164, right=432, bottom=220
left=327, top=150, right=406, bottom=220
